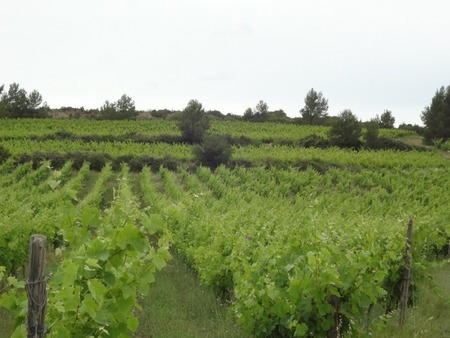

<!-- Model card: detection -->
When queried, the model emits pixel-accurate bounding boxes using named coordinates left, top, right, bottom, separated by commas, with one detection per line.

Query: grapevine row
left=145, top=165, right=449, bottom=336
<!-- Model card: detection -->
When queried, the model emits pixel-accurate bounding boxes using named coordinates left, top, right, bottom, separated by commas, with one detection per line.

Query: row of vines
left=0, top=118, right=414, bottom=140
left=1, top=160, right=449, bottom=336
left=0, top=116, right=447, bottom=337
left=1, top=138, right=446, bottom=169
left=0, top=161, right=170, bottom=337
left=147, top=165, right=449, bottom=336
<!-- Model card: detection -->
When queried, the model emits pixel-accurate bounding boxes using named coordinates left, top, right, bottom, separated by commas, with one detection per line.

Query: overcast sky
left=2, top=0, right=450, bottom=125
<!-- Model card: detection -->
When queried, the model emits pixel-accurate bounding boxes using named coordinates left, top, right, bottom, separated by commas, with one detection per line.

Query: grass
left=399, top=135, right=426, bottom=147
left=0, top=247, right=247, bottom=338
left=135, top=252, right=248, bottom=338
left=0, top=307, right=13, bottom=338
left=1, top=261, right=448, bottom=338
left=375, top=263, right=450, bottom=338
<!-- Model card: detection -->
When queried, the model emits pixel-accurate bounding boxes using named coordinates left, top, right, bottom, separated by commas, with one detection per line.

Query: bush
left=193, top=134, right=232, bottom=169
left=421, top=86, right=450, bottom=142
left=364, top=120, right=380, bottom=149
left=376, top=137, right=415, bottom=151
left=329, top=110, right=362, bottom=148
left=178, top=100, right=210, bottom=143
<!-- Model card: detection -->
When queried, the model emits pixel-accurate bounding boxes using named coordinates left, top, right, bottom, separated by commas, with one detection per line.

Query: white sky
left=2, top=0, right=450, bottom=125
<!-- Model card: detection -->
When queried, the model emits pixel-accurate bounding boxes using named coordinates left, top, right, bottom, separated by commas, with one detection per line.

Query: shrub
left=329, top=110, right=362, bottom=148
left=178, top=100, right=210, bottom=143
left=376, top=137, right=415, bottom=151
left=364, top=120, right=380, bottom=149
left=193, top=134, right=232, bottom=169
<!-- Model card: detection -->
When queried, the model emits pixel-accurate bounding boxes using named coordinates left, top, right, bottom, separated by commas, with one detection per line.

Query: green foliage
left=296, top=134, right=330, bottom=148
left=255, top=100, right=269, bottom=115
left=178, top=100, right=210, bottom=143
left=266, top=109, right=289, bottom=123
left=364, top=119, right=380, bottom=149
left=398, top=123, right=425, bottom=136
left=245, top=100, right=273, bottom=122
left=152, top=165, right=450, bottom=336
left=328, top=109, right=362, bottom=148
left=193, top=134, right=233, bottom=169
left=300, top=88, right=329, bottom=125
left=0, top=145, right=449, bottom=337
left=0, top=83, right=49, bottom=118
left=421, top=86, right=450, bottom=142
left=433, top=138, right=450, bottom=151
left=375, top=137, right=416, bottom=151
left=136, top=252, right=247, bottom=338
left=100, top=94, right=137, bottom=120
left=243, top=107, right=253, bottom=121
left=0, top=164, right=171, bottom=337
left=379, top=110, right=395, bottom=129
left=149, top=108, right=181, bottom=119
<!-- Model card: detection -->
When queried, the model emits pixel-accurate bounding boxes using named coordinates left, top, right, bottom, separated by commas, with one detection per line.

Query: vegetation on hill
left=0, top=82, right=449, bottom=336
left=421, top=85, right=450, bottom=144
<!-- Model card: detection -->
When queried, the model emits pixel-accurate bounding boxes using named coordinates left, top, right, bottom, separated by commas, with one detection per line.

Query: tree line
left=1, top=82, right=449, bottom=144
left=178, top=98, right=432, bottom=169
left=0, top=83, right=50, bottom=118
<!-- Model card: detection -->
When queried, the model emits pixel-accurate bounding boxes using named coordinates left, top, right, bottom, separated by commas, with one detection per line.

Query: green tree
left=379, top=110, right=395, bottom=129
left=193, top=134, right=232, bottom=169
left=421, top=86, right=450, bottom=142
left=99, top=100, right=117, bottom=119
left=243, top=107, right=253, bottom=121
left=100, top=94, right=137, bottom=120
left=267, top=109, right=289, bottom=122
left=329, top=110, right=362, bottom=148
left=0, top=85, right=5, bottom=116
left=116, top=94, right=136, bottom=115
left=364, top=118, right=380, bottom=149
left=246, top=100, right=270, bottom=122
left=178, top=99, right=210, bottom=143
left=255, top=100, right=269, bottom=115
left=300, top=88, right=329, bottom=125
left=0, top=83, right=49, bottom=118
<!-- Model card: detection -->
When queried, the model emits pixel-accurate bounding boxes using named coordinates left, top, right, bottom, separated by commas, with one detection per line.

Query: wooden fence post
left=399, top=218, right=413, bottom=327
left=27, top=234, right=47, bottom=338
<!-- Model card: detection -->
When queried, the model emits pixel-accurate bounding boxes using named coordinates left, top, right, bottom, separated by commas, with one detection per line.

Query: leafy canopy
left=178, top=99, right=210, bottom=143
left=329, top=109, right=362, bottom=148
left=421, top=86, right=450, bottom=142
left=100, top=94, right=137, bottom=120
left=0, top=83, right=49, bottom=118
left=254, top=100, right=269, bottom=115
left=300, top=88, right=329, bottom=125
left=193, top=134, right=233, bottom=169
left=364, top=118, right=380, bottom=149
left=379, top=110, right=395, bottom=129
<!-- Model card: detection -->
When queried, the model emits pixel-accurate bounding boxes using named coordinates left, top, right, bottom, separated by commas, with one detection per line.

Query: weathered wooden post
left=326, top=294, right=341, bottom=338
left=399, top=218, right=413, bottom=327
left=27, top=234, right=47, bottom=338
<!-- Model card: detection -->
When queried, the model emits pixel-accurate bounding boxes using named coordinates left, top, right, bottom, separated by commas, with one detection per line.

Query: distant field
left=0, top=118, right=416, bottom=140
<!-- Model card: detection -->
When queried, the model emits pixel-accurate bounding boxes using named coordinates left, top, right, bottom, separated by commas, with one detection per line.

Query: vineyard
left=0, top=118, right=415, bottom=140
left=0, top=118, right=449, bottom=337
